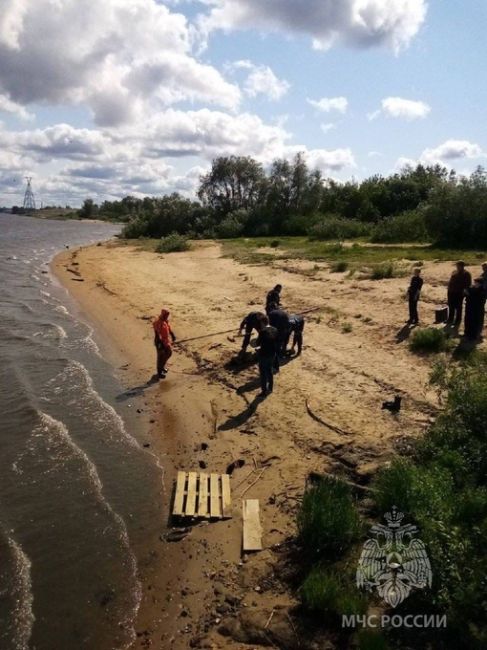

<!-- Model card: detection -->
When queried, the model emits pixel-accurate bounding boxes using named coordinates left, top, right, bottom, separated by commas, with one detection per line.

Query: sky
left=0, top=0, right=486, bottom=207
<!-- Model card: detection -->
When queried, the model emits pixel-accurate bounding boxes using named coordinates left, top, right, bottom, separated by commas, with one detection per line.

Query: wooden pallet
left=173, top=471, right=232, bottom=519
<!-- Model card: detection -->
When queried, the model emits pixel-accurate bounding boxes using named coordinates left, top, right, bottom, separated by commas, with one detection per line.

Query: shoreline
left=51, top=239, right=448, bottom=649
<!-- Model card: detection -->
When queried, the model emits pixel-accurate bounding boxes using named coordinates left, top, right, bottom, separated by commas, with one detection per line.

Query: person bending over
left=237, top=311, right=266, bottom=354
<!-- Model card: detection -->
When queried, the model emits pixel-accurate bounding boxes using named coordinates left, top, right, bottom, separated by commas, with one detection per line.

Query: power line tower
left=23, top=177, right=36, bottom=211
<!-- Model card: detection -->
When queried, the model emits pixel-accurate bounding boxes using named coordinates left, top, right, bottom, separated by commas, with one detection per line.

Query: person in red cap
left=153, top=309, right=176, bottom=378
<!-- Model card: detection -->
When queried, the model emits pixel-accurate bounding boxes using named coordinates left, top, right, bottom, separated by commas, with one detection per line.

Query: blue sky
left=0, top=0, right=485, bottom=207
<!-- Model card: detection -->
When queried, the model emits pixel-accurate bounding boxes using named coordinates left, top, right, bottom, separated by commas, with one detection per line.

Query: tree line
left=78, top=154, right=487, bottom=248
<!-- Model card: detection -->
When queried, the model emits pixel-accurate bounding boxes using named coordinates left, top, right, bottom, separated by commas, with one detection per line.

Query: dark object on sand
left=435, top=306, right=448, bottom=324
left=382, top=395, right=402, bottom=413
left=226, top=458, right=245, bottom=475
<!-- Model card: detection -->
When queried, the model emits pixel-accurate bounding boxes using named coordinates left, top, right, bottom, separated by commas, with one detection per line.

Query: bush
left=330, top=260, right=348, bottom=273
left=370, top=263, right=395, bottom=279
left=409, top=327, right=448, bottom=353
left=297, top=476, right=361, bottom=563
left=155, top=233, right=191, bottom=253
left=370, top=209, right=429, bottom=243
left=300, top=568, right=367, bottom=620
left=308, top=216, right=370, bottom=241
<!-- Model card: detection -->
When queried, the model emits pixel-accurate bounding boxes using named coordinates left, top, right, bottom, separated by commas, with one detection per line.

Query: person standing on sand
left=237, top=311, right=267, bottom=355
left=266, top=284, right=282, bottom=314
left=406, top=268, right=423, bottom=325
left=464, top=278, right=486, bottom=341
left=447, top=261, right=471, bottom=327
left=153, top=309, right=176, bottom=379
left=256, top=316, right=279, bottom=397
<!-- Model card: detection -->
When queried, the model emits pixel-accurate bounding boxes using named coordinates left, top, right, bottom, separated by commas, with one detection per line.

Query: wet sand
left=53, top=240, right=480, bottom=649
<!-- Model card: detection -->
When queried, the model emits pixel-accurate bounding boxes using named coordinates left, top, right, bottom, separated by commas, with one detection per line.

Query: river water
left=0, top=214, right=164, bottom=649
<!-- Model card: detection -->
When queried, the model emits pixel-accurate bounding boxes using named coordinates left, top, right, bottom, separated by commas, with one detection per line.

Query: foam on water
left=24, top=411, right=142, bottom=647
left=6, top=535, right=35, bottom=650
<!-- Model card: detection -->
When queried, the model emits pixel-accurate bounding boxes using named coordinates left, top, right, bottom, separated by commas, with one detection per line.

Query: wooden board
left=173, top=471, right=186, bottom=516
left=242, top=499, right=262, bottom=551
left=197, top=473, right=209, bottom=518
left=210, top=473, right=220, bottom=518
left=172, top=471, right=232, bottom=520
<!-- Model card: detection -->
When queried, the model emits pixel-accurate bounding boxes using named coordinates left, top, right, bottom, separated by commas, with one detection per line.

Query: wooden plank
left=210, top=473, right=221, bottom=518
left=185, top=472, right=198, bottom=516
left=197, top=473, right=209, bottom=518
left=173, top=471, right=187, bottom=516
left=221, top=474, right=232, bottom=518
left=243, top=499, right=262, bottom=551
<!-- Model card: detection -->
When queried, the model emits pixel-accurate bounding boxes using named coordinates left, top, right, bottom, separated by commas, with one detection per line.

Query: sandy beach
left=52, top=240, right=476, bottom=649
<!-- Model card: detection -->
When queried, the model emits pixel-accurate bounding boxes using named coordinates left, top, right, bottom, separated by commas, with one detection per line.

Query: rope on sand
left=173, top=306, right=323, bottom=345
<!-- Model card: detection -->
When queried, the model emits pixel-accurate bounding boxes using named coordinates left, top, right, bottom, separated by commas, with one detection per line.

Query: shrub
left=370, top=263, right=395, bottom=279
left=330, top=260, right=348, bottom=273
left=409, top=327, right=448, bottom=353
left=308, top=216, right=370, bottom=241
left=297, top=476, right=361, bottom=563
left=300, top=568, right=367, bottom=620
left=155, top=233, right=191, bottom=253
left=342, top=322, right=352, bottom=333
left=370, top=209, right=429, bottom=243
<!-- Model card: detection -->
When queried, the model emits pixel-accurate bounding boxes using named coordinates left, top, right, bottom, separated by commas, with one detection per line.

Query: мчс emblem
left=356, top=506, right=432, bottom=608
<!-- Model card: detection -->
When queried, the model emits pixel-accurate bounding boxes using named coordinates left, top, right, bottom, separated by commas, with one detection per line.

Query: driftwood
left=240, top=468, right=266, bottom=497
left=305, top=399, right=355, bottom=436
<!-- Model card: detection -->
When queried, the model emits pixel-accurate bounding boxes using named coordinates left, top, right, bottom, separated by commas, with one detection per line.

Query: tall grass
left=409, top=327, right=448, bottom=353
left=297, top=476, right=361, bottom=563
left=155, top=233, right=191, bottom=253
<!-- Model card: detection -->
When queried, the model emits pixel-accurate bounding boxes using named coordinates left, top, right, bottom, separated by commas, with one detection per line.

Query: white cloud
left=0, top=0, right=240, bottom=126
left=231, top=60, right=290, bottom=101
left=0, top=93, right=33, bottom=121
left=201, top=0, right=427, bottom=53
left=421, top=139, right=484, bottom=164
left=308, top=97, right=348, bottom=113
left=305, top=147, right=356, bottom=172
left=369, top=96, right=431, bottom=120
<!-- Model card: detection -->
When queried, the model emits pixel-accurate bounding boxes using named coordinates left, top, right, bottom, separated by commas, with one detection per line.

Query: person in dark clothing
left=237, top=311, right=266, bottom=354
left=447, top=261, right=471, bottom=327
left=286, top=314, right=305, bottom=355
left=256, top=317, right=279, bottom=396
left=464, top=278, right=486, bottom=341
left=407, top=268, right=423, bottom=325
left=268, top=303, right=291, bottom=356
left=265, top=284, right=282, bottom=314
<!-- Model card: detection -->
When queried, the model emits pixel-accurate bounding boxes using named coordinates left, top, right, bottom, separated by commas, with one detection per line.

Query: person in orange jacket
left=153, top=309, right=176, bottom=378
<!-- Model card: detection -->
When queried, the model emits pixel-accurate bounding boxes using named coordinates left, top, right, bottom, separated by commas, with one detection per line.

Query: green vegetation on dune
left=296, top=353, right=487, bottom=649
left=73, top=154, right=487, bottom=250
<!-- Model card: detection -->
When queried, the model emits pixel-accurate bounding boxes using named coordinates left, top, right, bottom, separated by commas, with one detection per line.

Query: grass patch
left=330, top=260, right=349, bottom=273
left=155, top=233, right=191, bottom=253
left=300, top=567, right=367, bottom=621
left=342, top=322, right=353, bottom=333
left=409, top=327, right=448, bottom=353
left=221, top=237, right=487, bottom=272
left=369, top=262, right=396, bottom=279
left=297, top=475, right=361, bottom=564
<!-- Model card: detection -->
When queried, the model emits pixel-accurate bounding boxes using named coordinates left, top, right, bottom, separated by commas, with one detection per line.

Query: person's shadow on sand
left=218, top=393, right=266, bottom=431
left=115, top=375, right=159, bottom=402
left=395, top=323, right=415, bottom=343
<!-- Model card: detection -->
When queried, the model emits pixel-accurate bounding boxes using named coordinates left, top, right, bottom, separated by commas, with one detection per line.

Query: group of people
left=238, top=284, right=305, bottom=397
left=406, top=261, right=487, bottom=341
